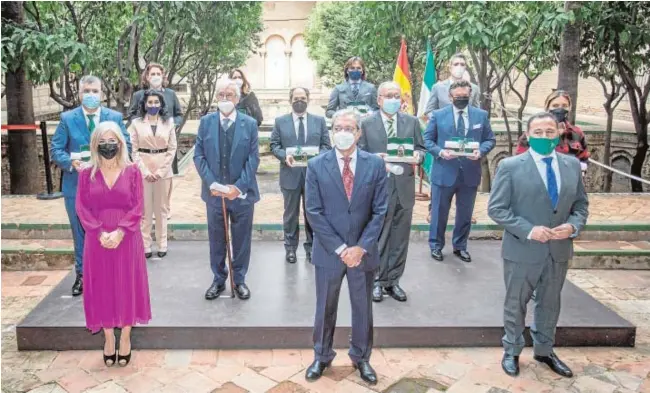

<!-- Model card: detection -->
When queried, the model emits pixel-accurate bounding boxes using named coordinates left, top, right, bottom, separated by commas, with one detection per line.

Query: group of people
left=49, top=53, right=590, bottom=383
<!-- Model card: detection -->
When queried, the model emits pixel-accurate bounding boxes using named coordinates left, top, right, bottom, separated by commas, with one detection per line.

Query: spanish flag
left=393, top=37, right=414, bottom=115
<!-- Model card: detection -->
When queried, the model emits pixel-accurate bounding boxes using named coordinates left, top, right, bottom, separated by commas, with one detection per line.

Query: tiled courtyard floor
left=2, top=269, right=650, bottom=393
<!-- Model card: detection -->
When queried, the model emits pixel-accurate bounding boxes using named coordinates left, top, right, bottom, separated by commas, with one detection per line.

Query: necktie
left=222, top=118, right=231, bottom=131
left=342, top=157, right=354, bottom=201
left=542, top=157, right=559, bottom=209
left=298, top=116, right=305, bottom=146
left=352, top=83, right=359, bottom=99
left=456, top=111, right=465, bottom=136
left=87, top=114, right=96, bottom=134
left=386, top=118, right=395, bottom=138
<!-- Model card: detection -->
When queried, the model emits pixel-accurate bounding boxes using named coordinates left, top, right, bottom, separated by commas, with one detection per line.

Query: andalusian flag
left=417, top=40, right=436, bottom=179
left=393, top=37, right=414, bottom=115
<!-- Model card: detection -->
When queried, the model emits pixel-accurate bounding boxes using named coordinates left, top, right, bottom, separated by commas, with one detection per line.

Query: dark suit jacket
left=270, top=112, right=331, bottom=190
left=193, top=111, right=260, bottom=208
left=326, top=81, right=379, bottom=118
left=128, top=88, right=183, bottom=126
left=358, top=111, right=426, bottom=208
left=305, top=149, right=389, bottom=272
left=424, top=105, right=496, bottom=187
left=236, top=91, right=263, bottom=126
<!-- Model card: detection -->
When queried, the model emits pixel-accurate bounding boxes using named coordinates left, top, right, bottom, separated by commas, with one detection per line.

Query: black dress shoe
left=205, top=282, right=226, bottom=300
left=286, top=250, right=297, bottom=264
left=157, top=251, right=167, bottom=258
left=534, top=352, right=573, bottom=378
left=501, top=353, right=520, bottom=376
left=354, top=360, right=378, bottom=385
left=235, top=284, right=251, bottom=300
left=145, top=252, right=152, bottom=259
left=72, top=274, right=83, bottom=296
left=372, top=284, right=383, bottom=302
left=386, top=285, right=407, bottom=302
left=453, top=250, right=472, bottom=263
left=305, top=360, right=330, bottom=381
left=431, top=248, right=444, bottom=261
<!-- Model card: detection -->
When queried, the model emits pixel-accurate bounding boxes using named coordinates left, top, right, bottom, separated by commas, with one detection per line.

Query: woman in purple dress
left=76, top=121, right=151, bottom=367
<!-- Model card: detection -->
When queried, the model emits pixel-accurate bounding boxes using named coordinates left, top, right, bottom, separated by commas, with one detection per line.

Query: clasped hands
left=99, top=229, right=124, bottom=249
left=144, top=172, right=162, bottom=183
left=339, top=246, right=365, bottom=268
left=210, top=185, right=240, bottom=200
left=529, top=223, right=575, bottom=243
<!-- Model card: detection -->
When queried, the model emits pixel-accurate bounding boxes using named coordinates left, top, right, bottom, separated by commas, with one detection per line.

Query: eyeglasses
left=380, top=94, right=401, bottom=99
left=217, top=93, right=236, bottom=100
left=333, top=127, right=357, bottom=133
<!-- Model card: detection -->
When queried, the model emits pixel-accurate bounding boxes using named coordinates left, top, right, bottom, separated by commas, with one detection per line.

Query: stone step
left=2, top=239, right=649, bottom=271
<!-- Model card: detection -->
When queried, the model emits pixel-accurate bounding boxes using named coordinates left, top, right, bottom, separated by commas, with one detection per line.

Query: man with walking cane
left=193, top=79, right=260, bottom=300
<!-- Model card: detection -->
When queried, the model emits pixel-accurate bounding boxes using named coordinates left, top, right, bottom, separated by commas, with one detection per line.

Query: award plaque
left=444, top=137, right=479, bottom=157
left=70, top=145, right=91, bottom=162
left=385, top=137, right=419, bottom=164
left=286, top=146, right=319, bottom=167
left=348, top=101, right=373, bottom=118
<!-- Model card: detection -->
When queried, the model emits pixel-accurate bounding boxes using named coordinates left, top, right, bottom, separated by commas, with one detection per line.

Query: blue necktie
left=456, top=111, right=465, bottom=136
left=542, top=157, right=559, bottom=209
left=352, top=83, right=359, bottom=99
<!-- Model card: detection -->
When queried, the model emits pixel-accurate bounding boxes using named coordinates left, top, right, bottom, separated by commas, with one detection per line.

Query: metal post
left=36, top=121, right=63, bottom=200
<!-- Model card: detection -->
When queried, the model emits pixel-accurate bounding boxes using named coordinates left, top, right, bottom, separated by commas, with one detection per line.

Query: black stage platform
left=16, top=241, right=635, bottom=351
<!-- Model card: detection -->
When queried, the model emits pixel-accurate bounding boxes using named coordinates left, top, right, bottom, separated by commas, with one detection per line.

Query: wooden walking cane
left=221, top=197, right=236, bottom=298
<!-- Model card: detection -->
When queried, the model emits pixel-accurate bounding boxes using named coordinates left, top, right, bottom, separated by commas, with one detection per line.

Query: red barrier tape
left=1, top=124, right=40, bottom=130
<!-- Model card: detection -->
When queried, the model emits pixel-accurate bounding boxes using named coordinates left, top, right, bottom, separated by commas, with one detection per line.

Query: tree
left=1, top=1, right=41, bottom=194
left=557, top=1, right=582, bottom=125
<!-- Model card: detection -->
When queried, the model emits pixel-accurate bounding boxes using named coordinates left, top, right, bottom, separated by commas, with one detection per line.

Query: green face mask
left=528, top=136, right=560, bottom=156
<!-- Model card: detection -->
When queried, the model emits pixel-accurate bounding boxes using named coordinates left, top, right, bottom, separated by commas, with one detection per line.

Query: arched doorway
left=611, top=155, right=632, bottom=192
left=265, top=35, right=287, bottom=89
left=290, top=35, right=314, bottom=88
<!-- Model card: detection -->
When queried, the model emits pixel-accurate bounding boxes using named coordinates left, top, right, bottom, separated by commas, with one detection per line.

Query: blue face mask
left=348, top=70, right=362, bottom=81
left=382, top=98, right=401, bottom=115
left=82, top=94, right=100, bottom=110
left=146, top=106, right=161, bottom=116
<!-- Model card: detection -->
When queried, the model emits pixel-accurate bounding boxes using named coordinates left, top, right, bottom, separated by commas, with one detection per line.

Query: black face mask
left=550, top=108, right=569, bottom=123
left=292, top=100, right=308, bottom=114
left=453, top=96, right=470, bottom=110
left=98, top=143, right=119, bottom=159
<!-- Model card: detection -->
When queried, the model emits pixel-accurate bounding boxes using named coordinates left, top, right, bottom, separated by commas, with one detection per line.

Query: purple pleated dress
left=76, top=164, right=152, bottom=333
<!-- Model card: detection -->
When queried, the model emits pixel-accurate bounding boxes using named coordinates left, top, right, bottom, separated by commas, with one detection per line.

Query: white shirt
left=292, top=113, right=308, bottom=140
left=380, top=111, right=397, bottom=137
left=334, top=148, right=358, bottom=256
left=82, top=107, right=101, bottom=128
left=452, top=105, right=469, bottom=136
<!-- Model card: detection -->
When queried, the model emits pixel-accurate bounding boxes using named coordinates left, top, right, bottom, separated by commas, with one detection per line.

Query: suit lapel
left=230, top=114, right=245, bottom=160
left=446, top=106, right=456, bottom=136
left=307, top=114, right=317, bottom=144
left=350, top=151, right=368, bottom=204
left=325, top=150, right=347, bottom=200
left=212, top=115, right=221, bottom=157
left=286, top=115, right=298, bottom=145
left=374, top=112, right=388, bottom=148
left=466, top=106, right=475, bottom=139
left=73, top=107, right=89, bottom=137
left=98, top=107, right=108, bottom=123
left=524, top=152, right=554, bottom=209
left=557, top=154, right=571, bottom=202
left=396, top=112, right=408, bottom=138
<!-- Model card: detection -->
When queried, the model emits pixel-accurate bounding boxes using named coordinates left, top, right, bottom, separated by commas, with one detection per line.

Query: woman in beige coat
left=128, top=89, right=177, bottom=258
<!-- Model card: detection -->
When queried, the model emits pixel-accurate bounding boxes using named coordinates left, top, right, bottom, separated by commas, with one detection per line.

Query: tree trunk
left=631, top=122, right=648, bottom=192
left=602, top=108, right=614, bottom=192
left=3, top=2, right=41, bottom=195
left=557, top=1, right=582, bottom=124
left=497, top=84, right=513, bottom=155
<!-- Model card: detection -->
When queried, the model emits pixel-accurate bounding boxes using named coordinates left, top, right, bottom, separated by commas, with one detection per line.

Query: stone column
left=285, top=50, right=292, bottom=88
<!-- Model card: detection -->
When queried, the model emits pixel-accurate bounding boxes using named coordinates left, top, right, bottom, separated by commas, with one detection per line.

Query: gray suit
left=359, top=112, right=426, bottom=287
left=488, top=152, right=589, bottom=356
left=326, top=81, right=379, bottom=118
left=270, top=113, right=331, bottom=252
left=424, top=79, right=481, bottom=115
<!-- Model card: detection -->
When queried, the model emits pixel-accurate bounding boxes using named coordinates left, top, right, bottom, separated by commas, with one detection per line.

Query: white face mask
left=234, top=79, right=244, bottom=88
left=150, top=75, right=163, bottom=88
left=333, top=131, right=356, bottom=151
left=218, top=100, right=235, bottom=115
left=451, top=65, right=466, bottom=79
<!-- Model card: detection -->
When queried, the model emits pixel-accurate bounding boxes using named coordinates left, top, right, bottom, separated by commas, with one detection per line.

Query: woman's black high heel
left=118, top=352, right=131, bottom=367
left=104, top=352, right=117, bottom=367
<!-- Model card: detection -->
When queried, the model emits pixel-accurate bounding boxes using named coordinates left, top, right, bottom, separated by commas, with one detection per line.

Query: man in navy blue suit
left=304, top=108, right=388, bottom=385
left=424, top=80, right=496, bottom=263
left=193, top=79, right=260, bottom=300
left=51, top=75, right=130, bottom=296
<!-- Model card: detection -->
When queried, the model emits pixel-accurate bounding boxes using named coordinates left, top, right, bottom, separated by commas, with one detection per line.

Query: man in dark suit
left=424, top=80, right=496, bottom=263
left=304, top=108, right=388, bottom=385
left=270, top=87, right=331, bottom=263
left=488, top=112, right=588, bottom=377
left=51, top=75, right=131, bottom=296
left=359, top=81, right=426, bottom=303
left=193, top=79, right=260, bottom=300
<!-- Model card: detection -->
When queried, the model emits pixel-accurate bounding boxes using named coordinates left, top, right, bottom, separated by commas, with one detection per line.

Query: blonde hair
left=88, top=121, right=131, bottom=180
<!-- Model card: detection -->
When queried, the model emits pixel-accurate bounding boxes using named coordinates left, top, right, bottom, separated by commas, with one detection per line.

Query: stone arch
left=265, top=35, right=288, bottom=88
left=610, top=150, right=633, bottom=192
left=289, top=34, right=314, bottom=88
left=490, top=151, right=513, bottom=179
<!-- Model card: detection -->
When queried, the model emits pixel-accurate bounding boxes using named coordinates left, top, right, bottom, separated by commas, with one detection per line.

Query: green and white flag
left=387, top=137, right=414, bottom=158
left=417, top=40, right=436, bottom=178
left=71, top=145, right=91, bottom=162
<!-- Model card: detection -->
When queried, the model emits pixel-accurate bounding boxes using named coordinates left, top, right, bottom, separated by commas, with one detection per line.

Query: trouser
left=281, top=181, right=313, bottom=253
left=428, top=170, right=477, bottom=251
left=64, top=197, right=85, bottom=274
left=313, top=264, right=375, bottom=363
left=207, top=201, right=254, bottom=285
left=502, top=257, right=568, bottom=356
left=142, top=178, right=172, bottom=252
left=376, top=188, right=413, bottom=287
